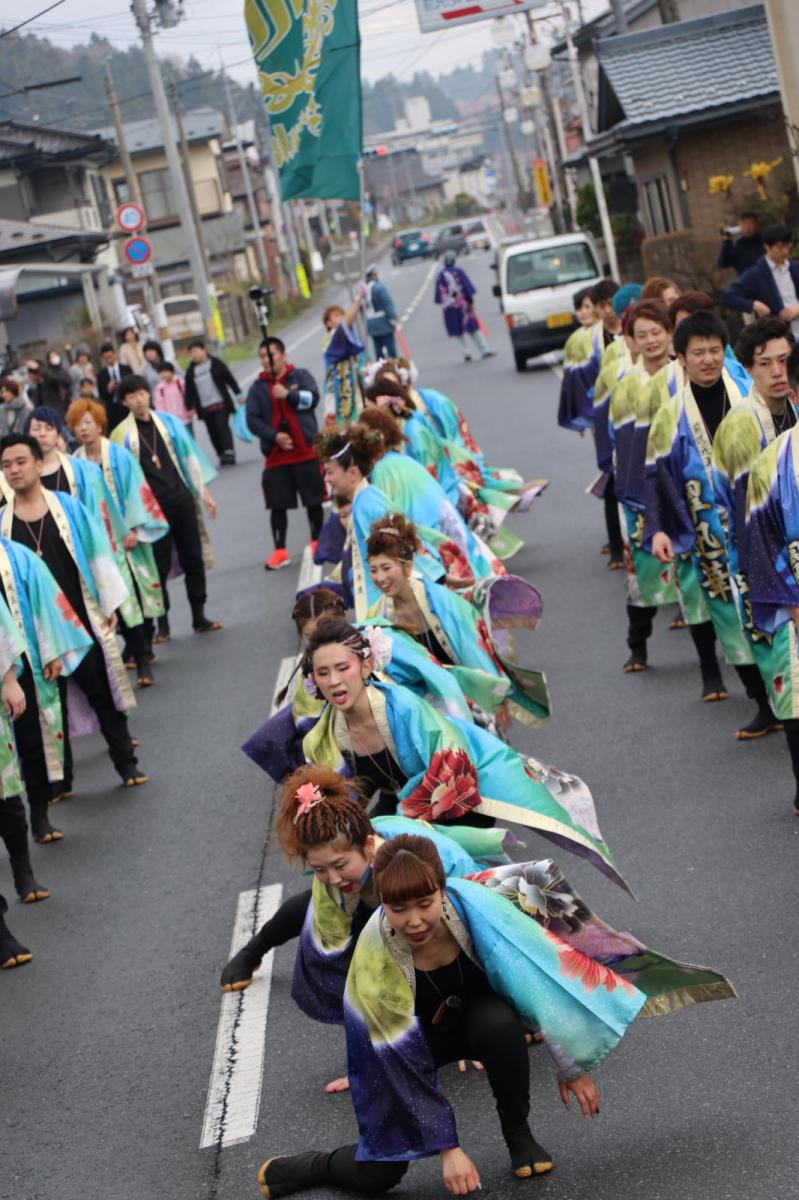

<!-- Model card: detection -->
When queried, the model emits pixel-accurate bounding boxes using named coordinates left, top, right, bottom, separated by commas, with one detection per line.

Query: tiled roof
left=0, top=217, right=106, bottom=254
left=0, top=120, right=111, bottom=164
left=93, top=107, right=226, bottom=155
left=597, top=4, right=776, bottom=130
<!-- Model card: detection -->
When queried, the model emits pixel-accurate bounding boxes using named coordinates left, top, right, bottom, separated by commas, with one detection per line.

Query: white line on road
left=200, top=883, right=284, bottom=1151
left=270, top=654, right=300, bottom=716
left=298, top=544, right=322, bottom=593
left=399, top=259, right=438, bottom=328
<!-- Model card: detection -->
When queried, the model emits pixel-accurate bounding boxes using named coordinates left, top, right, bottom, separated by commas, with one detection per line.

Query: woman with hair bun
left=220, top=765, right=505, bottom=1027
left=246, top=614, right=629, bottom=889
left=256, top=834, right=734, bottom=1198
left=365, top=513, right=550, bottom=729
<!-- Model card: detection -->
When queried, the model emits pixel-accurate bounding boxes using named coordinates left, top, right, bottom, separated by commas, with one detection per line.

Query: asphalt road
left=2, top=248, right=795, bottom=1200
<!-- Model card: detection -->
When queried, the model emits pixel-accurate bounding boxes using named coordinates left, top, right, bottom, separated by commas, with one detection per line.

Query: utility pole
left=562, top=5, right=620, bottom=278
left=221, top=59, right=270, bottom=284
left=130, top=0, right=217, bottom=345
left=170, top=84, right=212, bottom=274
left=495, top=75, right=527, bottom=212
left=104, top=64, right=174, bottom=356
left=764, top=0, right=799, bottom=200
left=610, top=0, right=628, bottom=33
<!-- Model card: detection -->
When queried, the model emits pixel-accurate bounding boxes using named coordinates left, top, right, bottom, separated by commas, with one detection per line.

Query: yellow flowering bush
left=744, top=158, right=783, bottom=199
left=708, top=174, right=734, bottom=196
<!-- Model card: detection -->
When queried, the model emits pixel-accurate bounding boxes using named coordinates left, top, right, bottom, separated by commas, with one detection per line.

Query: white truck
left=493, top=233, right=604, bottom=371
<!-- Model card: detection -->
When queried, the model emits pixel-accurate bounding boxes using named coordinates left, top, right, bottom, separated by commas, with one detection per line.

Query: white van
left=493, top=233, right=604, bottom=371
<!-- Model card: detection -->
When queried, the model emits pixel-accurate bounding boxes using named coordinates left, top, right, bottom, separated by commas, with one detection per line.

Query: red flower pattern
left=401, top=748, right=481, bottom=822
left=437, top=541, right=472, bottom=582
left=544, top=929, right=635, bottom=995
left=56, top=591, right=83, bottom=629
left=773, top=674, right=784, bottom=696
left=141, top=484, right=166, bottom=522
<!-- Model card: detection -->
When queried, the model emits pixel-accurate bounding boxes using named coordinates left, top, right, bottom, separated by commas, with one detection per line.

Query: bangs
left=377, top=850, right=442, bottom=906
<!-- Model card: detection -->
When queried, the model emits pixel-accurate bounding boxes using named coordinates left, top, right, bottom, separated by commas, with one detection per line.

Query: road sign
left=131, top=262, right=153, bottom=279
left=415, top=0, right=546, bottom=35
left=533, top=157, right=552, bottom=208
left=124, top=236, right=152, bottom=265
left=115, top=202, right=145, bottom=234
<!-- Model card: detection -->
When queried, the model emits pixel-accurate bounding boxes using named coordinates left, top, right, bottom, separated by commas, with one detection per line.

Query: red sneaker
left=309, top=540, right=318, bottom=556
left=265, top=548, right=290, bottom=571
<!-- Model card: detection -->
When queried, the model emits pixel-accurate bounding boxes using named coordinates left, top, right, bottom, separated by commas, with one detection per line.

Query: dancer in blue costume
left=322, top=297, right=364, bottom=425
left=255, top=833, right=734, bottom=1198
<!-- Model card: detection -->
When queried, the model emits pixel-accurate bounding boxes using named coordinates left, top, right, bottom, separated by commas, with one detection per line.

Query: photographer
left=718, top=211, right=763, bottom=276
left=245, top=337, right=324, bottom=571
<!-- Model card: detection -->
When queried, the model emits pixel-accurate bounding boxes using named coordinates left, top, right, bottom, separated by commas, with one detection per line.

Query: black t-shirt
left=350, top=746, right=408, bottom=797
left=12, top=511, right=92, bottom=634
left=415, top=949, right=491, bottom=1033
left=135, top=417, right=187, bottom=505
left=41, top=463, right=73, bottom=496
left=772, top=401, right=798, bottom=434
left=690, top=377, right=728, bottom=442
left=414, top=625, right=453, bottom=666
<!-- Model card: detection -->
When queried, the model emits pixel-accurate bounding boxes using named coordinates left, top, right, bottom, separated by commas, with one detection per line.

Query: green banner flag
left=246, top=0, right=362, bottom=200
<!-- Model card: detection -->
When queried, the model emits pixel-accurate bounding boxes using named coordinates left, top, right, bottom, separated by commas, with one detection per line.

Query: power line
left=0, top=0, right=67, bottom=39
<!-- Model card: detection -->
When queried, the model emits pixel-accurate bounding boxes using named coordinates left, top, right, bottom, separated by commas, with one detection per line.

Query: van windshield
left=506, top=243, right=598, bottom=294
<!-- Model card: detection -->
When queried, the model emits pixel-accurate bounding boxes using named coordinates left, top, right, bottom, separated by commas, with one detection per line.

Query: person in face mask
left=31, top=353, right=72, bottom=418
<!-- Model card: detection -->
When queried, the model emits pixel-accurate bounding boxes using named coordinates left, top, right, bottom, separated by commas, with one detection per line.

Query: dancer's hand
left=559, top=1073, right=600, bottom=1118
left=652, top=531, right=674, bottom=564
left=457, top=1060, right=484, bottom=1073
left=203, top=489, right=217, bottom=519
left=106, top=612, right=118, bottom=632
left=123, top=531, right=138, bottom=550
left=2, top=668, right=25, bottom=719
left=43, top=659, right=62, bottom=682
left=441, top=1147, right=481, bottom=1194
left=323, top=1075, right=350, bottom=1093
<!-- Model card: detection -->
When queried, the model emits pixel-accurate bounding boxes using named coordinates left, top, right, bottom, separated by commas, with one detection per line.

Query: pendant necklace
left=138, top=422, right=162, bottom=469
left=773, top=403, right=794, bottom=435
left=420, top=953, right=464, bottom=1025
left=21, top=514, right=47, bottom=556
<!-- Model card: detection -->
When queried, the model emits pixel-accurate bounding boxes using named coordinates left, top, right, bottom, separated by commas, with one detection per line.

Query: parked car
left=392, top=229, right=431, bottom=264
left=465, top=218, right=492, bottom=252
left=492, top=233, right=604, bottom=371
left=163, top=294, right=205, bottom=345
left=432, top=222, right=468, bottom=258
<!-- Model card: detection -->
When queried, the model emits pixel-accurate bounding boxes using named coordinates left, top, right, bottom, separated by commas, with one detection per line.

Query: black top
left=135, top=417, right=187, bottom=505
left=414, top=625, right=453, bottom=666
left=771, top=401, right=798, bottom=434
left=690, top=377, right=728, bottom=442
left=415, top=949, right=490, bottom=1031
left=603, top=327, right=616, bottom=350
left=11, top=511, right=92, bottom=634
left=350, top=746, right=408, bottom=798
left=41, top=464, right=73, bottom=496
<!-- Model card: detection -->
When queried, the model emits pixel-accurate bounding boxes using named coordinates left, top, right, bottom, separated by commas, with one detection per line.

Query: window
left=642, top=175, right=675, bottom=236
left=113, top=179, right=130, bottom=205
left=506, top=242, right=599, bottom=295
left=138, top=168, right=177, bottom=222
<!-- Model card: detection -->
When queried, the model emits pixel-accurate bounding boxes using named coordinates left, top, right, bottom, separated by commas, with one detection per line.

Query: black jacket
left=97, top=362, right=133, bottom=430
left=184, top=355, right=241, bottom=418
left=721, top=256, right=799, bottom=315
left=245, top=367, right=320, bottom=457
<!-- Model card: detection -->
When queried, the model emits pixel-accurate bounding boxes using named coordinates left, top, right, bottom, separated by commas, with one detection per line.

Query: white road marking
left=270, top=654, right=300, bottom=716
left=298, top=544, right=322, bottom=592
left=399, top=259, right=437, bottom=327
left=200, top=883, right=284, bottom=1150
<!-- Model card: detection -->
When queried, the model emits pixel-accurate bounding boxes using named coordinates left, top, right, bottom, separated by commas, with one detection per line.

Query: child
left=155, top=361, right=195, bottom=435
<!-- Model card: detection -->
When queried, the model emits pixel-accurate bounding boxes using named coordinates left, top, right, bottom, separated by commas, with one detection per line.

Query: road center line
left=270, top=654, right=300, bottom=716
left=200, top=883, right=284, bottom=1151
left=298, top=544, right=322, bottom=593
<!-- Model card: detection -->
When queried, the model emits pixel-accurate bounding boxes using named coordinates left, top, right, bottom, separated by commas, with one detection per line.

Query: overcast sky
left=8, top=0, right=605, bottom=90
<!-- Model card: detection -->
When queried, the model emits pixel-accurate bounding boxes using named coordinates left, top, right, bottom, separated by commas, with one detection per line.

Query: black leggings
left=783, top=719, right=799, bottom=803
left=604, top=472, right=623, bottom=559
left=734, top=662, right=771, bottom=710
left=627, top=604, right=657, bottom=653
left=315, top=993, right=529, bottom=1194
left=248, top=889, right=311, bottom=958
left=13, top=661, right=53, bottom=834
left=270, top=506, right=325, bottom=551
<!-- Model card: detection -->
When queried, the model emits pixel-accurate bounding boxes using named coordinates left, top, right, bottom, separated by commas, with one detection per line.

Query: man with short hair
left=97, top=342, right=133, bottom=431
left=69, top=349, right=96, bottom=399
left=0, top=434, right=146, bottom=789
left=722, top=223, right=799, bottom=335
left=718, top=211, right=763, bottom=276
left=364, top=266, right=399, bottom=360
left=645, top=311, right=775, bottom=735
left=183, top=341, right=242, bottom=466
left=245, top=337, right=324, bottom=571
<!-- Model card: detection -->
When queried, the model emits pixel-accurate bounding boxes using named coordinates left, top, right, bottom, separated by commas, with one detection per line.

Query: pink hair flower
left=295, top=781, right=323, bottom=817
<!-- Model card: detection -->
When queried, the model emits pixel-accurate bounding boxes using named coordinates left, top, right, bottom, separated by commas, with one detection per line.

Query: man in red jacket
left=244, top=337, right=325, bottom=570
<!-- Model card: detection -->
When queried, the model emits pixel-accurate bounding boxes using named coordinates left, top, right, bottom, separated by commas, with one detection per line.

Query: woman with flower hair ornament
left=256, top=834, right=735, bottom=1199
left=245, top=615, right=630, bottom=890
left=364, top=513, right=550, bottom=731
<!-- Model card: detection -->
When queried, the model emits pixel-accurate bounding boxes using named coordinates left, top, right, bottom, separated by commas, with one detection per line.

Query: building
left=221, top=120, right=288, bottom=298
left=0, top=121, right=121, bottom=358
left=587, top=4, right=790, bottom=283
left=364, top=148, right=446, bottom=226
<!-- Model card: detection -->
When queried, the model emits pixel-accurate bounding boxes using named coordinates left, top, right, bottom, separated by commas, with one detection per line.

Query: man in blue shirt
left=717, top=211, right=763, bottom=276
left=364, top=266, right=399, bottom=360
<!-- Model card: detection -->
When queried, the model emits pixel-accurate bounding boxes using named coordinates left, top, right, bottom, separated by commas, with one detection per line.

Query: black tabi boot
left=0, top=900, right=32, bottom=969
left=28, top=793, right=63, bottom=844
left=257, top=1152, right=330, bottom=1199
left=498, top=1110, right=554, bottom=1179
left=154, top=615, right=171, bottom=644
left=734, top=665, right=782, bottom=740
left=136, top=657, right=155, bottom=687
left=688, top=621, right=728, bottom=701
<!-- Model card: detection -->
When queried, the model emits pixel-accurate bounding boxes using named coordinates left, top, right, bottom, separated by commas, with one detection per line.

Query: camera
left=249, top=285, right=275, bottom=301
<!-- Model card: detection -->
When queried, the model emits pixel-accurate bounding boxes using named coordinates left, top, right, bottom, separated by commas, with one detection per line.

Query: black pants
left=249, top=889, right=311, bottom=957
left=734, top=662, right=772, bottom=711
left=151, top=490, right=207, bottom=623
left=604, top=473, right=623, bottom=560
left=372, top=332, right=397, bottom=360
left=117, top=611, right=149, bottom=663
left=59, top=643, right=137, bottom=783
left=688, top=619, right=721, bottom=675
left=322, top=993, right=528, bottom=1194
left=627, top=604, right=657, bottom=654
left=201, top=407, right=234, bottom=462
left=0, top=793, right=29, bottom=866
left=782, top=719, right=799, bottom=802
left=13, top=662, right=54, bottom=835
left=270, top=506, right=324, bottom=552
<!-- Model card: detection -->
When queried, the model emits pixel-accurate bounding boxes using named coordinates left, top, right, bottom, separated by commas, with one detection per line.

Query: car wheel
left=514, top=351, right=527, bottom=372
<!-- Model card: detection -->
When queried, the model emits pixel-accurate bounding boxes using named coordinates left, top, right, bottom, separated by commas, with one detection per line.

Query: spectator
left=118, top=326, right=145, bottom=372
left=718, top=211, right=764, bottom=276
left=721, top=223, right=799, bottom=337
left=183, top=340, right=242, bottom=467
left=68, top=348, right=96, bottom=399
left=245, top=336, right=324, bottom=571
left=364, top=265, right=399, bottom=359
left=155, top=361, right=194, bottom=433
left=77, top=377, right=98, bottom=400
left=24, top=356, right=71, bottom=417
left=97, top=341, right=133, bottom=431
left=141, top=339, right=165, bottom=396
left=0, top=377, right=33, bottom=436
